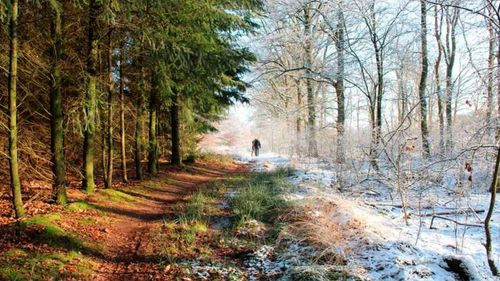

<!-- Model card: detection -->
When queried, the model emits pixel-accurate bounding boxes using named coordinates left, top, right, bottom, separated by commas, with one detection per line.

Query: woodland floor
left=0, top=159, right=269, bottom=281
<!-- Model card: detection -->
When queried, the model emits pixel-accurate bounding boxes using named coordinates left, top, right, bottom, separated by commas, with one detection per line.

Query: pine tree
left=49, top=0, right=67, bottom=204
left=82, top=0, right=100, bottom=193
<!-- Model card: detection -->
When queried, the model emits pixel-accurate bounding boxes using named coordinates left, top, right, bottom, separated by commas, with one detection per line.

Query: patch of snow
left=226, top=147, right=499, bottom=281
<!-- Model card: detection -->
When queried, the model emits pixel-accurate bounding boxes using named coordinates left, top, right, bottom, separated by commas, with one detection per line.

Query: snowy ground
left=211, top=146, right=499, bottom=281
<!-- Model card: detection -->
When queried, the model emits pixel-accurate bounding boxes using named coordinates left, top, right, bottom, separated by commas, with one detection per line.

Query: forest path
left=87, top=160, right=247, bottom=281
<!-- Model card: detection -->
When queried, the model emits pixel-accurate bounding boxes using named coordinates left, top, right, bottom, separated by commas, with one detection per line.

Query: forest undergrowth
left=0, top=156, right=356, bottom=281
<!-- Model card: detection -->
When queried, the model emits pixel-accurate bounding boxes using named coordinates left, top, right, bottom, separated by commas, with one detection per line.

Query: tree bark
left=444, top=7, right=459, bottom=153
left=170, top=91, right=182, bottom=165
left=434, top=4, right=445, bottom=153
left=82, top=0, right=99, bottom=193
left=419, top=0, right=430, bottom=158
left=148, top=73, right=158, bottom=174
left=303, top=5, right=318, bottom=157
left=485, top=146, right=499, bottom=276
left=296, top=79, right=302, bottom=155
left=334, top=4, right=345, bottom=163
left=496, top=25, right=500, bottom=142
left=486, top=6, right=495, bottom=133
left=135, top=66, right=146, bottom=180
left=50, top=1, right=67, bottom=204
left=104, top=31, right=113, bottom=188
left=8, top=0, right=24, bottom=218
left=119, top=45, right=128, bottom=182
left=369, top=2, right=383, bottom=170
left=396, top=66, right=406, bottom=126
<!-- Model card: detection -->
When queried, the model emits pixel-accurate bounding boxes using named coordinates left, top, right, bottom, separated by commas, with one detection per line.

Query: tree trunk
left=486, top=8, right=495, bottom=132
left=170, top=91, right=182, bottom=165
left=104, top=32, right=113, bottom=188
left=119, top=45, right=128, bottom=182
left=368, top=3, right=382, bottom=170
left=50, top=2, right=67, bottom=205
left=434, top=5, right=445, bottom=153
left=484, top=146, right=499, bottom=276
left=8, top=0, right=24, bottom=218
left=334, top=5, right=345, bottom=163
left=135, top=66, right=146, bottom=180
left=82, top=0, right=99, bottom=193
left=419, top=0, right=430, bottom=158
left=396, top=66, right=406, bottom=125
left=296, top=79, right=302, bottom=155
left=303, top=5, right=318, bottom=157
left=148, top=73, right=158, bottom=174
left=444, top=8, right=458, bottom=153
left=496, top=29, right=500, bottom=142
left=374, top=52, right=383, bottom=160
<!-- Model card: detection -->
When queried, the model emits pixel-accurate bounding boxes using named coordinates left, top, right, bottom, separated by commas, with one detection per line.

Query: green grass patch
left=178, top=191, right=221, bottom=223
left=198, top=152, right=234, bottom=163
left=230, top=168, right=292, bottom=224
left=183, top=151, right=234, bottom=163
left=99, top=189, right=137, bottom=205
left=151, top=220, right=211, bottom=263
left=0, top=249, right=94, bottom=281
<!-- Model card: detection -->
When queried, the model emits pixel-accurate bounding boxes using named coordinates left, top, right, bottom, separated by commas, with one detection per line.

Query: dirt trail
left=87, top=161, right=247, bottom=281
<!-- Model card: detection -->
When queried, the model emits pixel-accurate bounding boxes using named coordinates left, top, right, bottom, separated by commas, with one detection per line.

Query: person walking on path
left=251, top=139, right=261, bottom=156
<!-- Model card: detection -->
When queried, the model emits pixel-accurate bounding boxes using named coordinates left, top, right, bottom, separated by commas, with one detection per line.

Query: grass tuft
left=230, top=168, right=292, bottom=224
left=281, top=265, right=359, bottom=281
left=198, top=152, right=234, bottom=163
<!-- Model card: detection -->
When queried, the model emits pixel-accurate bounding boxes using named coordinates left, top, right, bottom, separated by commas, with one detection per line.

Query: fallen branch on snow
left=430, top=215, right=483, bottom=229
left=419, top=209, right=484, bottom=217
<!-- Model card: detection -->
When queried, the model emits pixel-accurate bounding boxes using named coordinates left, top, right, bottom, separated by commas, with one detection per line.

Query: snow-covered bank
left=218, top=148, right=499, bottom=281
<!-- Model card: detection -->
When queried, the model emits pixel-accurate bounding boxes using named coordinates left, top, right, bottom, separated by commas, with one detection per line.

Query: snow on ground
left=284, top=158, right=499, bottom=281
left=206, top=145, right=499, bottom=281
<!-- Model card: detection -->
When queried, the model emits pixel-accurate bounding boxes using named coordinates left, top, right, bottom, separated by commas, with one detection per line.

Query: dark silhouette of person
left=252, top=139, right=261, bottom=156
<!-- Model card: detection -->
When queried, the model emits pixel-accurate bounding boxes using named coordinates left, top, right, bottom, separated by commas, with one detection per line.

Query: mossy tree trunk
left=8, top=0, right=24, bottom=218
left=82, top=0, right=100, bottom=193
left=50, top=1, right=67, bottom=205
left=170, top=91, right=182, bottom=165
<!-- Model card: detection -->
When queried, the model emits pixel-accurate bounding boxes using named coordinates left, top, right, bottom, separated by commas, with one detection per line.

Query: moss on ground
left=66, top=201, right=99, bottom=212
left=99, top=189, right=138, bottom=205
left=20, top=213, right=102, bottom=256
left=0, top=249, right=94, bottom=281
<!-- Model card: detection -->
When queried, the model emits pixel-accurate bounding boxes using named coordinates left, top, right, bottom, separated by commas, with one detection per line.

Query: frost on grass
left=251, top=153, right=497, bottom=280
left=197, top=146, right=498, bottom=280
